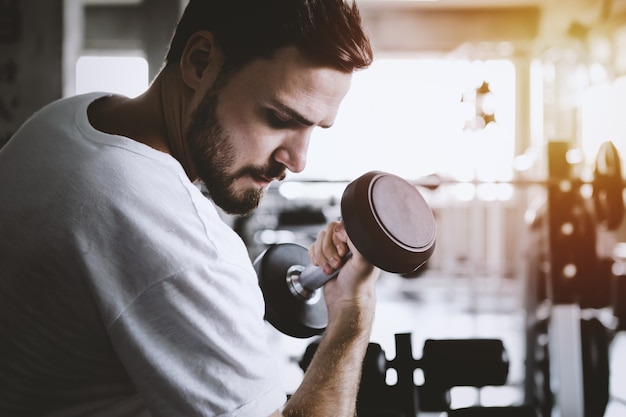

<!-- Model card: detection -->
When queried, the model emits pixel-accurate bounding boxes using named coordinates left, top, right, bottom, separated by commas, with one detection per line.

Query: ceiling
left=357, top=0, right=615, bottom=49
left=83, top=0, right=613, bottom=27
left=82, top=0, right=619, bottom=50
left=357, top=0, right=544, bottom=6
left=356, top=0, right=608, bottom=25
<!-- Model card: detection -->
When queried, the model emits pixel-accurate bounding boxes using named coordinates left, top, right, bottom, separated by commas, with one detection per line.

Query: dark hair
left=165, top=0, right=373, bottom=74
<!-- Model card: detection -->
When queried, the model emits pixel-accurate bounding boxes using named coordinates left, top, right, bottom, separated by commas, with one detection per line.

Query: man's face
left=185, top=46, right=352, bottom=216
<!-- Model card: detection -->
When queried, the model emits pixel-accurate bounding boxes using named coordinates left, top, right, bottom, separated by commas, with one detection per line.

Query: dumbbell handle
left=287, top=252, right=354, bottom=300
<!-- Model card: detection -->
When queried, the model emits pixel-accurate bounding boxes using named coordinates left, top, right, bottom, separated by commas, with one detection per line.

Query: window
left=297, top=57, right=516, bottom=183
left=75, top=55, right=149, bottom=98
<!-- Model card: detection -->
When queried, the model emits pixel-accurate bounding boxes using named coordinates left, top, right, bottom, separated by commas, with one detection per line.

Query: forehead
left=223, top=47, right=353, bottom=126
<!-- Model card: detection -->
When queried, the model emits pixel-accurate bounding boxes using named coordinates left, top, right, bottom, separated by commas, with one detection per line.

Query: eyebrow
left=271, top=100, right=333, bottom=129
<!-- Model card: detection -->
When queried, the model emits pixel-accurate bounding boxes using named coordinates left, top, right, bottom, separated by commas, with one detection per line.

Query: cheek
left=238, top=133, right=282, bottom=167
left=217, top=96, right=283, bottom=162
left=223, top=116, right=281, bottom=160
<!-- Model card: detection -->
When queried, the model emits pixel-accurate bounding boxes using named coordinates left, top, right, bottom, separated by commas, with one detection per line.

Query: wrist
left=325, top=295, right=376, bottom=342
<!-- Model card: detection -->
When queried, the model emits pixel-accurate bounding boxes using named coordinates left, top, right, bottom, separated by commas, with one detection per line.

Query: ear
left=180, top=30, right=223, bottom=91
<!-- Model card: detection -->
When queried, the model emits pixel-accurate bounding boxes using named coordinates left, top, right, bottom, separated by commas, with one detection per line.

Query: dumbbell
left=299, top=334, right=511, bottom=416
left=254, top=171, right=436, bottom=338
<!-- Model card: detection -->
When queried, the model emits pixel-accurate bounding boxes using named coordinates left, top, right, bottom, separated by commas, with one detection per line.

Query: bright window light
left=581, top=74, right=626, bottom=163
left=76, top=55, right=149, bottom=98
left=292, top=57, right=516, bottom=183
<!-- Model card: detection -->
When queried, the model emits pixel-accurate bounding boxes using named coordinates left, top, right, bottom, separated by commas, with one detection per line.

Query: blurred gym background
left=2, top=0, right=626, bottom=415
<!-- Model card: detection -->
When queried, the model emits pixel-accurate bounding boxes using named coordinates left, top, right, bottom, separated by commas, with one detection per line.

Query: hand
left=307, top=221, right=379, bottom=323
left=308, top=220, right=349, bottom=276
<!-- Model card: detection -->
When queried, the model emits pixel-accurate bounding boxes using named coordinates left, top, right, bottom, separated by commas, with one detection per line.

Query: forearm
left=279, top=220, right=378, bottom=417
left=282, top=298, right=375, bottom=417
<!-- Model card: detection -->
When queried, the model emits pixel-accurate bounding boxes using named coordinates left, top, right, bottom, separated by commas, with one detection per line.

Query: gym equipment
left=528, top=312, right=611, bottom=417
left=545, top=141, right=600, bottom=306
left=418, top=338, right=509, bottom=410
left=447, top=407, right=537, bottom=417
left=282, top=141, right=625, bottom=231
left=594, top=140, right=625, bottom=231
left=254, top=171, right=436, bottom=338
left=299, top=333, right=525, bottom=417
left=523, top=140, right=618, bottom=417
left=581, top=317, right=611, bottom=417
left=424, top=141, right=623, bottom=232
left=526, top=317, right=553, bottom=417
left=612, top=243, right=626, bottom=331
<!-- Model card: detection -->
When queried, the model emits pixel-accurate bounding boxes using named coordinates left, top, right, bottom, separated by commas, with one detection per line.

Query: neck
left=136, top=67, right=196, bottom=180
left=87, top=89, right=165, bottom=153
left=86, top=69, right=197, bottom=181
left=154, top=70, right=196, bottom=180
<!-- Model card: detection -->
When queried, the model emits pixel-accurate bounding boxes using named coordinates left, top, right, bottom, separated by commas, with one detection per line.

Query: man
left=0, top=0, right=378, bottom=416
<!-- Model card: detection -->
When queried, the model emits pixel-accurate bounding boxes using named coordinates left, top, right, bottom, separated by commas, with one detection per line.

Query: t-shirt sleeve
left=108, top=261, right=286, bottom=417
left=72, top=153, right=287, bottom=416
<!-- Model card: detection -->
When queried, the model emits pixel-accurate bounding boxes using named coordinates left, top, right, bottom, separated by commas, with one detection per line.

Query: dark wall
left=0, top=0, right=64, bottom=147
left=0, top=0, right=180, bottom=148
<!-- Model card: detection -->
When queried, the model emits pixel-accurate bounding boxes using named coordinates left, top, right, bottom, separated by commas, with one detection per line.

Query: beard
left=185, top=84, right=286, bottom=216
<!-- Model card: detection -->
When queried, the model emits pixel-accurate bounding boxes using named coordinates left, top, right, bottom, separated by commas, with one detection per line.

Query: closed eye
left=267, top=110, right=294, bottom=128
left=267, top=101, right=324, bottom=128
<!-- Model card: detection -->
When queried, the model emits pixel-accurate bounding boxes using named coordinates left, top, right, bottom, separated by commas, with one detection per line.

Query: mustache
left=238, top=162, right=287, bottom=182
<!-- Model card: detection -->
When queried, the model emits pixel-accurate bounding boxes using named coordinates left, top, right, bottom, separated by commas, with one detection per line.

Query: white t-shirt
left=0, top=93, right=286, bottom=416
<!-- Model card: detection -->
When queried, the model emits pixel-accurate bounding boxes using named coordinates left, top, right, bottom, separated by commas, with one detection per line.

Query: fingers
left=332, top=222, right=348, bottom=257
left=309, top=221, right=348, bottom=275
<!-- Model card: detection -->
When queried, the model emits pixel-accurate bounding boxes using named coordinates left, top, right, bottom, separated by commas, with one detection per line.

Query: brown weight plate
left=341, top=171, right=436, bottom=274
left=371, top=174, right=435, bottom=250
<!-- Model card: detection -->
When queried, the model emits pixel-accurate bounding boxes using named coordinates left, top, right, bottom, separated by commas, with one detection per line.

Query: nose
left=273, top=132, right=311, bottom=174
